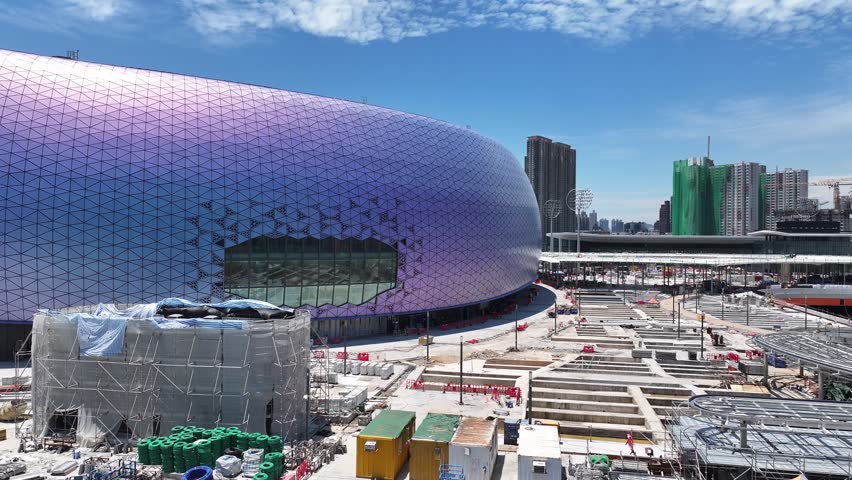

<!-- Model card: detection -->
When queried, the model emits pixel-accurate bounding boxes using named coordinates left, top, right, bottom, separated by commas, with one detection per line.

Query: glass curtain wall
left=224, top=236, right=398, bottom=307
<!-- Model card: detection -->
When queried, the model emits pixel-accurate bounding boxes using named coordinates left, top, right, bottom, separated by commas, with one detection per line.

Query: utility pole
left=677, top=287, right=682, bottom=340
left=305, top=370, right=310, bottom=440
left=459, top=337, right=464, bottom=405
left=746, top=295, right=750, bottom=326
left=514, top=304, right=518, bottom=350
left=578, top=292, right=582, bottom=318
left=343, top=320, right=348, bottom=375
left=526, top=371, right=533, bottom=421
left=426, top=311, right=430, bottom=362
left=553, top=300, right=558, bottom=334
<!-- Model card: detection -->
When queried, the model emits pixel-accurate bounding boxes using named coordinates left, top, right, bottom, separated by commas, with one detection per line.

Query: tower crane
left=774, top=176, right=852, bottom=211
left=809, top=177, right=852, bottom=211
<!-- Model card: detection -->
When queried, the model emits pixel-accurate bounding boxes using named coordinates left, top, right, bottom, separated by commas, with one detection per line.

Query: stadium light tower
left=566, top=188, right=594, bottom=254
left=543, top=200, right=562, bottom=254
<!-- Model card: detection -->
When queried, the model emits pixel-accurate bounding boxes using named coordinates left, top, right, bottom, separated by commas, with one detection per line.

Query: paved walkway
left=326, top=284, right=572, bottom=363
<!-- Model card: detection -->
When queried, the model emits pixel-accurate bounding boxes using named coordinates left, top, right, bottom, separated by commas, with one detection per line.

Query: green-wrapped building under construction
left=672, top=157, right=719, bottom=235
left=673, top=158, right=765, bottom=236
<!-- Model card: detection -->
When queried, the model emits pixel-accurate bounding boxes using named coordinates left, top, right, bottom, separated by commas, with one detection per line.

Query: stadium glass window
left=224, top=236, right=398, bottom=307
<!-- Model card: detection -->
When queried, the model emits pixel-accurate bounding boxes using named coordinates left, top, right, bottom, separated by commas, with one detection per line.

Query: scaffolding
left=30, top=304, right=310, bottom=447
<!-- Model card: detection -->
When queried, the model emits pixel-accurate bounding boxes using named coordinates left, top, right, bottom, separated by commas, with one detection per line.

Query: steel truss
left=671, top=395, right=852, bottom=480
left=754, top=333, right=852, bottom=379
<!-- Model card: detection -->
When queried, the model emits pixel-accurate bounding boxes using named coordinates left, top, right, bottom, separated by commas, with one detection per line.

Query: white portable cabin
left=517, top=424, right=562, bottom=480
left=449, top=417, right=497, bottom=480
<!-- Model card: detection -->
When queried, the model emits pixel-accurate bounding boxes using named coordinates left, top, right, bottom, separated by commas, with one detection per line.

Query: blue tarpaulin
left=51, top=298, right=266, bottom=357
left=75, top=313, right=126, bottom=357
left=158, top=298, right=288, bottom=311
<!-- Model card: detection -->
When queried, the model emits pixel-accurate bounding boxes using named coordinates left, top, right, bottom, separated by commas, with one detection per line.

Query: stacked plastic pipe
left=137, top=425, right=284, bottom=475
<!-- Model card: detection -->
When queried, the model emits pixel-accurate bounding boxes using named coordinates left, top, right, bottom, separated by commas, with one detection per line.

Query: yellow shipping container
left=356, top=410, right=416, bottom=480
left=409, top=414, right=461, bottom=480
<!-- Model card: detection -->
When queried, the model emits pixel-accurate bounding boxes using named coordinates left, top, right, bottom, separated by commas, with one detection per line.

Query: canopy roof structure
left=689, top=394, right=852, bottom=428
left=671, top=415, right=852, bottom=477
left=753, top=332, right=852, bottom=378
left=673, top=393, right=852, bottom=478
left=540, top=252, right=852, bottom=267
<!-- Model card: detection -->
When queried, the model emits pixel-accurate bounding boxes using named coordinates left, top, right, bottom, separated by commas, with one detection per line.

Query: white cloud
left=66, top=0, right=126, bottom=21
left=181, top=0, right=852, bottom=44
left=184, top=0, right=457, bottom=43
left=0, top=0, right=134, bottom=33
left=662, top=92, right=852, bottom=148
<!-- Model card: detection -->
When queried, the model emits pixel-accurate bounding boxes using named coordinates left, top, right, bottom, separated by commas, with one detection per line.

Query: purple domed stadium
left=0, top=49, right=540, bottom=349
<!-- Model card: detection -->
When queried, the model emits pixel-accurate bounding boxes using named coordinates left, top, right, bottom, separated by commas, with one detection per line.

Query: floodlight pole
left=550, top=215, right=555, bottom=253
left=575, top=206, right=581, bottom=254
left=543, top=200, right=561, bottom=254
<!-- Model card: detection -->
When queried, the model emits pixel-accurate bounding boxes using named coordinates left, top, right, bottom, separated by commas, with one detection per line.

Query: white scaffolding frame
left=31, top=307, right=310, bottom=446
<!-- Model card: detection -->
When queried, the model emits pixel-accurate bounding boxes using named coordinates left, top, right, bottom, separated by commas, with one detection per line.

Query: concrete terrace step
left=532, top=379, right=630, bottom=392
left=531, top=397, right=640, bottom=414
left=482, top=359, right=553, bottom=369
left=531, top=387, right=635, bottom=403
left=421, top=371, right=518, bottom=387
left=551, top=336, right=635, bottom=347
left=533, top=406, right=648, bottom=426
left=560, top=361, right=651, bottom=370
left=574, top=354, right=643, bottom=363
left=533, top=376, right=679, bottom=389
left=639, top=386, right=694, bottom=396
left=555, top=366, right=652, bottom=375
left=644, top=344, right=702, bottom=352
left=656, top=366, right=730, bottom=375
left=645, top=396, right=688, bottom=407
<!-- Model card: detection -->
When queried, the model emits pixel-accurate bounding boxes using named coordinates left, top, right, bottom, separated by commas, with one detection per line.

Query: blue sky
left=1, top=0, right=852, bottom=223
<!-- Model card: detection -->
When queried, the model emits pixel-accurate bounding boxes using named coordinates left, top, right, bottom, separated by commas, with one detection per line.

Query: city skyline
left=0, top=2, right=851, bottom=223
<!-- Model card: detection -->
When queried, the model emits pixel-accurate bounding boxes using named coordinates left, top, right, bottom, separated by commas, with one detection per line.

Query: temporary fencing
left=405, top=379, right=522, bottom=400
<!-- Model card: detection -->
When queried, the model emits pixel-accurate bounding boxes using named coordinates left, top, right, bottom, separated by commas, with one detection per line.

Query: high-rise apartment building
left=525, top=135, right=577, bottom=250
left=722, top=162, right=766, bottom=235
left=658, top=200, right=671, bottom=234
left=589, top=210, right=598, bottom=230
left=764, top=168, right=809, bottom=230
left=579, top=211, right=590, bottom=231
left=611, top=218, right=624, bottom=233
left=599, top=218, right=610, bottom=232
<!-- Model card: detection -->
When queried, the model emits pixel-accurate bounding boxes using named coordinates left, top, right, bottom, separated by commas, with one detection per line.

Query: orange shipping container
left=356, top=410, right=416, bottom=480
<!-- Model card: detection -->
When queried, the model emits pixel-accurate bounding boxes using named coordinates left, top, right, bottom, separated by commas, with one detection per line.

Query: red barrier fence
left=405, top=379, right=521, bottom=400
left=332, top=351, right=370, bottom=360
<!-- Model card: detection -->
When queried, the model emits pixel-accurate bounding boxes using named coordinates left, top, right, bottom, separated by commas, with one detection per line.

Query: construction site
left=2, top=264, right=852, bottom=480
